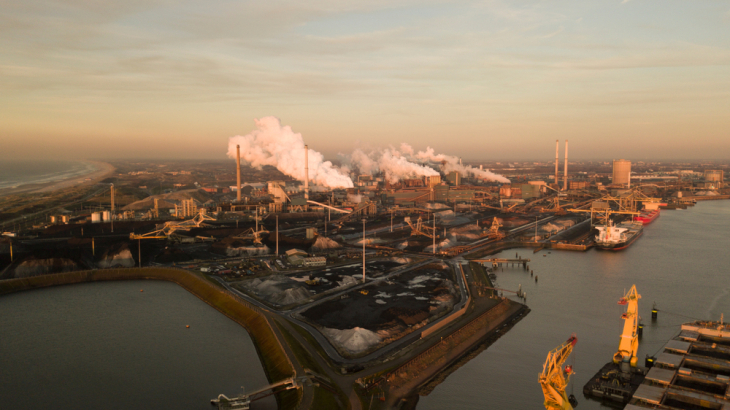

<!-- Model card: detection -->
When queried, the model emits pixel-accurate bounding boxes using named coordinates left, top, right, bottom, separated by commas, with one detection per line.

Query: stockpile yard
left=233, top=259, right=409, bottom=306
left=299, top=262, right=460, bottom=357
left=288, top=259, right=408, bottom=294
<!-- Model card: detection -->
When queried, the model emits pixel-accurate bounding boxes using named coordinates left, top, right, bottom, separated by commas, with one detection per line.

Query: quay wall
left=0, top=268, right=297, bottom=408
left=382, top=298, right=528, bottom=406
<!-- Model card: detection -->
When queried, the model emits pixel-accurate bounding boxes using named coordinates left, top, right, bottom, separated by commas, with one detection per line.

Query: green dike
left=275, top=321, right=349, bottom=409
left=0, top=267, right=297, bottom=410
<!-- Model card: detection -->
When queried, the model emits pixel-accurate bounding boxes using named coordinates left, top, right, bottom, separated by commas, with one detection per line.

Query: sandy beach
left=0, top=161, right=115, bottom=198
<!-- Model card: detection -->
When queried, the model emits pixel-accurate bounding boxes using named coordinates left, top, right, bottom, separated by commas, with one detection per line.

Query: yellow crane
left=539, top=335, right=578, bottom=410
left=614, top=285, right=641, bottom=369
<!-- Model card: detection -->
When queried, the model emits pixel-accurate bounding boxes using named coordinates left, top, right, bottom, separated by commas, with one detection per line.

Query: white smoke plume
left=349, top=147, right=439, bottom=183
left=411, top=145, right=510, bottom=183
left=227, top=117, right=354, bottom=188
left=377, top=149, right=439, bottom=183
left=349, top=144, right=508, bottom=184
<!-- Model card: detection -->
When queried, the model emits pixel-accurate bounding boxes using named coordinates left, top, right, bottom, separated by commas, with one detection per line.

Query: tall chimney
left=304, top=145, right=309, bottom=200
left=563, top=140, right=569, bottom=191
left=236, top=144, right=241, bottom=203
left=555, top=140, right=559, bottom=185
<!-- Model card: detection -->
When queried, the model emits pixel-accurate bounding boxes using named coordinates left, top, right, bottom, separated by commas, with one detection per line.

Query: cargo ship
left=633, top=209, right=660, bottom=225
left=594, top=220, right=643, bottom=250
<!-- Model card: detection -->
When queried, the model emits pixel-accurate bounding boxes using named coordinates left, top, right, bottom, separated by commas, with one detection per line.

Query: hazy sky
left=1, top=0, right=729, bottom=161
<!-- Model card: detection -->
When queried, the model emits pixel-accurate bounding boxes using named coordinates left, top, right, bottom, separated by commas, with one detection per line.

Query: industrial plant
left=1, top=136, right=728, bottom=410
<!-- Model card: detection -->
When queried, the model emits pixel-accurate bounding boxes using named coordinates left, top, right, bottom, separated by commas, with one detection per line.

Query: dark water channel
left=419, top=200, right=730, bottom=409
left=0, top=280, right=274, bottom=410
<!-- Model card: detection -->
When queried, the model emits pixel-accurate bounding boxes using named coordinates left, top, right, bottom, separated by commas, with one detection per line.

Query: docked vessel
left=633, top=209, right=660, bottom=225
left=594, top=220, right=643, bottom=250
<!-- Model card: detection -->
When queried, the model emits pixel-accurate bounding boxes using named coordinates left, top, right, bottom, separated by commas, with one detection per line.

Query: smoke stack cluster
left=227, top=116, right=510, bottom=189
left=236, top=144, right=241, bottom=202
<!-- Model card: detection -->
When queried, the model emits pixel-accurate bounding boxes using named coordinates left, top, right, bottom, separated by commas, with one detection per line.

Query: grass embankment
left=275, top=321, right=349, bottom=409
left=0, top=268, right=298, bottom=409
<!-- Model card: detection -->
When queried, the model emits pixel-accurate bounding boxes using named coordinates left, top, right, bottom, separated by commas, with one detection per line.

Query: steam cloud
left=228, top=117, right=509, bottom=189
left=227, top=117, right=354, bottom=188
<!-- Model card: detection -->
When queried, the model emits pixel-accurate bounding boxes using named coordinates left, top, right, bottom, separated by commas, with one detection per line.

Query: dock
left=623, top=320, right=730, bottom=409
left=472, top=258, right=530, bottom=269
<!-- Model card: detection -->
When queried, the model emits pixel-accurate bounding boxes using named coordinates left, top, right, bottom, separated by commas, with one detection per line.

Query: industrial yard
left=1, top=151, right=728, bottom=410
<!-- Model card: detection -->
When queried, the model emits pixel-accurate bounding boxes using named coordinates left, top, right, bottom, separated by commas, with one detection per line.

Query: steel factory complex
left=1, top=143, right=728, bottom=410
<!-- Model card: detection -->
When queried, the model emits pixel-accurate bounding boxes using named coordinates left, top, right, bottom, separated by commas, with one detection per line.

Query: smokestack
left=236, top=144, right=241, bottom=203
left=304, top=145, right=309, bottom=200
left=563, top=140, right=568, bottom=191
left=555, top=140, right=559, bottom=185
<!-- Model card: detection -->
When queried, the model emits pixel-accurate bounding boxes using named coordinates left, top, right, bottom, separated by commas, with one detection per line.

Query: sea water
left=0, top=160, right=98, bottom=190
left=418, top=200, right=730, bottom=409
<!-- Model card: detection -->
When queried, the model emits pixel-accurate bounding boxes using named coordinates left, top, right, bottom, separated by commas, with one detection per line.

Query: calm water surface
left=0, top=280, right=274, bottom=410
left=420, top=200, right=730, bottom=409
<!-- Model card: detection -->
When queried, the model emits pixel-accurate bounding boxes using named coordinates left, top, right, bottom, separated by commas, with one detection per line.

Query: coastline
left=0, top=160, right=115, bottom=198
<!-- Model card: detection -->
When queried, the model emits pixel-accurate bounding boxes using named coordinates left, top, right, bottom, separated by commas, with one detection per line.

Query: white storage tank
left=612, top=159, right=631, bottom=187
left=50, top=215, right=57, bottom=224
left=102, top=211, right=111, bottom=222
left=61, top=215, right=69, bottom=224
left=91, top=212, right=102, bottom=223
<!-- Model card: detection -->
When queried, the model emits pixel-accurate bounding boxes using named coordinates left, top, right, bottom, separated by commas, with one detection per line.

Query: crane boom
left=539, top=335, right=577, bottom=410
left=614, top=285, right=641, bottom=368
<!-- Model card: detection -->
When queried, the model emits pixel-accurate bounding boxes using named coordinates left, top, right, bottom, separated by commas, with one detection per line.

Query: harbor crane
left=130, top=210, right=217, bottom=240
left=404, top=216, right=437, bottom=239
left=614, top=285, right=641, bottom=371
left=539, top=335, right=579, bottom=410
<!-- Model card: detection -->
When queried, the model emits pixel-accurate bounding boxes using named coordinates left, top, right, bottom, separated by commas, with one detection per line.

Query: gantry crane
left=614, top=285, right=641, bottom=370
left=539, top=335, right=578, bottom=410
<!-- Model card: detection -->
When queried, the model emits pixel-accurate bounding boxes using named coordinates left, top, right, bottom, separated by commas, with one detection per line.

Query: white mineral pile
left=226, top=245, right=270, bottom=256
left=422, top=203, right=449, bottom=210
left=541, top=220, right=575, bottom=234
left=323, top=327, right=382, bottom=355
left=337, top=275, right=358, bottom=287
left=424, top=237, right=457, bottom=253
left=450, top=224, right=484, bottom=241
left=245, top=275, right=312, bottom=305
left=98, top=248, right=135, bottom=268
left=227, top=117, right=354, bottom=189
left=310, top=236, right=341, bottom=252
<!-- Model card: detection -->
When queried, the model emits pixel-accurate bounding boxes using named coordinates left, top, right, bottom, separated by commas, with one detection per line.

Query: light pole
left=432, top=216, right=436, bottom=254
left=275, top=215, right=279, bottom=255
left=362, top=218, right=366, bottom=283
left=535, top=216, right=538, bottom=242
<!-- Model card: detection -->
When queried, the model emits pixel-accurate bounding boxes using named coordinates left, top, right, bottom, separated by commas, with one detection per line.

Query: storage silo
left=91, top=212, right=102, bottom=223
left=102, top=211, right=111, bottom=222
left=612, top=159, right=631, bottom=187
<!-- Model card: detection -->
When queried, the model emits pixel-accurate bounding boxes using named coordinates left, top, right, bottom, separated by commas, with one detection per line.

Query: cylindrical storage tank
left=50, top=215, right=57, bottom=224
left=102, top=211, right=111, bottom=221
left=61, top=215, right=69, bottom=224
left=704, top=170, right=723, bottom=182
left=91, top=212, right=102, bottom=223
left=612, top=159, right=631, bottom=187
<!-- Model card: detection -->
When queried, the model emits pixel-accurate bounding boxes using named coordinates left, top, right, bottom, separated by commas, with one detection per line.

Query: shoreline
left=0, top=160, right=115, bottom=198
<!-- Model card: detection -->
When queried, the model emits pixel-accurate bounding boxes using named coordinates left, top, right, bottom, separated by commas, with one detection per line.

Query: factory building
left=425, top=175, right=441, bottom=187
left=445, top=172, right=461, bottom=186
left=703, top=170, right=724, bottom=188
left=613, top=159, right=632, bottom=187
